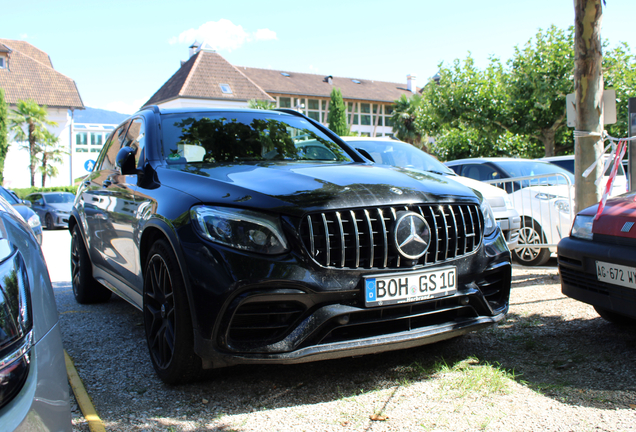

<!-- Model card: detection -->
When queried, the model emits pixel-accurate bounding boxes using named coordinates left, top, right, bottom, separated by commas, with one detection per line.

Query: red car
left=558, top=192, right=636, bottom=324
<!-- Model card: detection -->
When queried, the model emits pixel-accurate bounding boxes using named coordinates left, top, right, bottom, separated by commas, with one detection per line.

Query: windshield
left=496, top=160, right=574, bottom=184
left=0, top=188, right=19, bottom=205
left=161, top=111, right=352, bottom=164
left=348, top=139, right=453, bottom=175
left=45, top=193, right=75, bottom=204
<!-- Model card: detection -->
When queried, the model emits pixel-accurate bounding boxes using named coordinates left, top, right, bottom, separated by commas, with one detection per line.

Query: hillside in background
left=72, top=107, right=128, bottom=124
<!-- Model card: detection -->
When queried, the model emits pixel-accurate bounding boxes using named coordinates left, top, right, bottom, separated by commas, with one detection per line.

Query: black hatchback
left=70, top=106, right=511, bottom=384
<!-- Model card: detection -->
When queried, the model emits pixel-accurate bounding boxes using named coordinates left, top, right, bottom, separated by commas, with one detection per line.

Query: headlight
left=26, top=214, right=40, bottom=229
left=191, top=206, right=289, bottom=254
left=480, top=198, right=497, bottom=237
left=570, top=215, right=594, bottom=240
left=554, top=199, right=570, bottom=214
left=535, top=192, right=559, bottom=200
left=0, top=239, right=33, bottom=410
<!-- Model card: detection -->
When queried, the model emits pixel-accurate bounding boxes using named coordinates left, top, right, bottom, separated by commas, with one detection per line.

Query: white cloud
left=104, top=99, right=146, bottom=115
left=19, top=33, right=28, bottom=39
left=253, top=28, right=277, bottom=41
left=169, top=19, right=277, bottom=52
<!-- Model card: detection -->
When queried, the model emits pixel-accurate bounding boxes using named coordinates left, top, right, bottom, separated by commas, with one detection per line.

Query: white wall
left=4, top=107, right=74, bottom=189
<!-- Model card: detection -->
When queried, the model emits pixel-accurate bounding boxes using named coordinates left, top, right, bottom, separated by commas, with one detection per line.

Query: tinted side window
left=96, top=123, right=129, bottom=171
left=461, top=164, right=500, bottom=182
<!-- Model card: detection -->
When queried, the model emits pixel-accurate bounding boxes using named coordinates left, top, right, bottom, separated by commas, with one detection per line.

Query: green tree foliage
left=327, top=88, right=348, bottom=136
left=247, top=99, right=276, bottom=110
left=9, top=99, right=57, bottom=186
left=0, top=89, right=8, bottom=184
left=506, top=26, right=574, bottom=156
left=603, top=42, right=636, bottom=139
left=413, top=25, right=634, bottom=160
left=391, top=94, right=426, bottom=150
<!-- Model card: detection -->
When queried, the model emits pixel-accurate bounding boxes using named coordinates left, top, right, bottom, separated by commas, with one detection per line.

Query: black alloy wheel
left=45, top=213, right=53, bottom=230
left=143, top=239, right=202, bottom=384
left=71, top=225, right=112, bottom=304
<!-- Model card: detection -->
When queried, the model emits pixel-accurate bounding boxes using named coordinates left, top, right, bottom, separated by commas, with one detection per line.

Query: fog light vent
left=229, top=301, right=306, bottom=343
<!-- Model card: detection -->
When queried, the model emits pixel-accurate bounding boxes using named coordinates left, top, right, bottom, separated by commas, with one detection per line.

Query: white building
left=145, top=42, right=420, bottom=137
left=0, top=39, right=84, bottom=188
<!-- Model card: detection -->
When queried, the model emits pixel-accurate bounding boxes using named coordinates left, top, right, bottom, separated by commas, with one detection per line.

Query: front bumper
left=558, top=236, right=636, bottom=320
left=181, top=228, right=512, bottom=369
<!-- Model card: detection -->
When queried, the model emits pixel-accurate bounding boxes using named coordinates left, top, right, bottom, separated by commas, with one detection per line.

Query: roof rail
left=274, top=108, right=307, bottom=118
left=140, top=105, right=160, bottom=114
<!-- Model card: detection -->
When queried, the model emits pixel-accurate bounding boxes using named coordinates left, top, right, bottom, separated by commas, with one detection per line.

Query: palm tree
left=37, top=129, right=67, bottom=187
left=9, top=99, right=57, bottom=186
left=391, top=94, right=427, bottom=151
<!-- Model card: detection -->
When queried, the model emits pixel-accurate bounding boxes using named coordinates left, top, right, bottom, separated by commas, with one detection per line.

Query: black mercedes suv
left=70, top=106, right=511, bottom=384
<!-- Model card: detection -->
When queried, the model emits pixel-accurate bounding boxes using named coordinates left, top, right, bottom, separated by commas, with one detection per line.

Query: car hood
left=157, top=162, right=479, bottom=215
left=446, top=175, right=509, bottom=208
left=11, top=203, right=37, bottom=222
left=580, top=191, right=636, bottom=238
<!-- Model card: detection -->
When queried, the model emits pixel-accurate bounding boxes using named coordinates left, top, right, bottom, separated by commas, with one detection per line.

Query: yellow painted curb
left=64, top=350, right=107, bottom=432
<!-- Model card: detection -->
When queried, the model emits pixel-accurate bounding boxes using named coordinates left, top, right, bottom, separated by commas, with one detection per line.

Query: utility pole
left=574, top=0, right=604, bottom=213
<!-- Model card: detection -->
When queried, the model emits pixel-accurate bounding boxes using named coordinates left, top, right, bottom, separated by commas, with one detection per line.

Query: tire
left=144, top=239, right=202, bottom=384
left=594, top=306, right=636, bottom=325
left=71, top=225, right=112, bottom=304
left=45, top=213, right=54, bottom=230
left=512, top=218, right=551, bottom=266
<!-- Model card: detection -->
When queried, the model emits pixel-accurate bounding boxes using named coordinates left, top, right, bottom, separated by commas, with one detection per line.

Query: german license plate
left=596, top=261, right=636, bottom=290
left=364, top=266, right=457, bottom=307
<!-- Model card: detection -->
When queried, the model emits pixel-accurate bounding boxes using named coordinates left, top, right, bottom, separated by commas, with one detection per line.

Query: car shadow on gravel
left=55, top=279, right=636, bottom=431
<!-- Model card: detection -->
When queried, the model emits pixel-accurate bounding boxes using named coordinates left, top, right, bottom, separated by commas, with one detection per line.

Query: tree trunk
left=41, top=153, right=48, bottom=188
left=28, top=122, right=36, bottom=187
left=574, top=0, right=604, bottom=213
left=542, top=129, right=556, bottom=157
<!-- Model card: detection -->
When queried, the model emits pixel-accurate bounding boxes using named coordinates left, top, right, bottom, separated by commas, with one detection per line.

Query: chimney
left=189, top=41, right=201, bottom=58
left=325, top=75, right=333, bottom=85
left=407, top=74, right=417, bottom=93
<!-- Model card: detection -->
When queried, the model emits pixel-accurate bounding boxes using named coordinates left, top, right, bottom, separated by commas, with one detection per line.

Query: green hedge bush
left=11, top=185, right=78, bottom=199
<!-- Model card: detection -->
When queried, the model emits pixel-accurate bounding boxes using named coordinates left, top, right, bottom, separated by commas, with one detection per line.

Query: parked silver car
left=0, top=187, right=43, bottom=244
left=345, top=137, right=521, bottom=250
left=0, top=197, right=71, bottom=431
left=25, top=192, right=74, bottom=230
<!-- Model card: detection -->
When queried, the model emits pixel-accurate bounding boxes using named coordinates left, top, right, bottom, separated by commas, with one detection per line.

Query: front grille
left=299, top=204, right=483, bottom=269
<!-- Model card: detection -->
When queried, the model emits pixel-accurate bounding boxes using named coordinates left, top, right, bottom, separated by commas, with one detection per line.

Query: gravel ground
left=43, top=230, right=636, bottom=431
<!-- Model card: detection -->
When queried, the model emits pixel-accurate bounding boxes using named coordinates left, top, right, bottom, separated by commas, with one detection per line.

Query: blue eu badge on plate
left=365, top=278, right=376, bottom=301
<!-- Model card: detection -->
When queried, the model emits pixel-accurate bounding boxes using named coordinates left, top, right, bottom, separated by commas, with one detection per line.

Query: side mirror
left=22, top=200, right=32, bottom=207
left=116, top=146, right=140, bottom=175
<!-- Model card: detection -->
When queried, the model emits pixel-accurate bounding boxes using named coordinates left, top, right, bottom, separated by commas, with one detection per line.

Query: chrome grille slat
left=351, top=210, right=360, bottom=268
left=301, top=204, right=482, bottom=270
left=364, top=209, right=374, bottom=268
left=336, top=212, right=345, bottom=268
left=322, top=213, right=330, bottom=266
left=378, top=209, right=388, bottom=268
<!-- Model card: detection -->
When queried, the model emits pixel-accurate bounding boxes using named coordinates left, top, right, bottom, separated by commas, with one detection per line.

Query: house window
left=219, top=83, right=232, bottom=94
left=307, top=99, right=321, bottom=121
left=76, top=132, right=87, bottom=145
left=0, top=57, right=5, bottom=69
left=90, top=133, right=103, bottom=146
left=279, top=97, right=291, bottom=108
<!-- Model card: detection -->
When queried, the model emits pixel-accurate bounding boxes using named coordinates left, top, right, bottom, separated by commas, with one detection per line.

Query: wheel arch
left=139, top=220, right=199, bottom=331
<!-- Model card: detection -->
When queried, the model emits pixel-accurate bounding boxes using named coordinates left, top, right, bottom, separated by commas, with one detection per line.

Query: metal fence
left=484, top=173, right=574, bottom=261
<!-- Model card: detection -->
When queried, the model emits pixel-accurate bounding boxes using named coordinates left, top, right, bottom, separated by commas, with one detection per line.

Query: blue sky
left=4, top=0, right=635, bottom=114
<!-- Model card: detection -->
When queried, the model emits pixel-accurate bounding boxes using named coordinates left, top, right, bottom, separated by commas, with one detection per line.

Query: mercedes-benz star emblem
left=393, top=211, right=431, bottom=259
